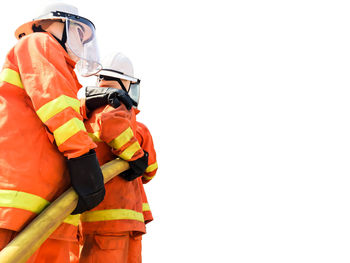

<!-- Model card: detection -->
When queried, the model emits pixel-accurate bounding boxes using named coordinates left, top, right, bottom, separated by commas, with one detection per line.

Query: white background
left=1, top=0, right=350, bottom=262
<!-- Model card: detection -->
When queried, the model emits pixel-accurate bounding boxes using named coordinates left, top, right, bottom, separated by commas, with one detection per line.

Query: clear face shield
left=128, top=80, right=141, bottom=106
left=65, top=15, right=102, bottom=76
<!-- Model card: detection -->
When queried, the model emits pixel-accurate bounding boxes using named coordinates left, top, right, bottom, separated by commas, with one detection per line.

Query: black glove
left=85, top=86, right=137, bottom=111
left=119, top=151, right=149, bottom=181
left=67, top=150, right=105, bottom=214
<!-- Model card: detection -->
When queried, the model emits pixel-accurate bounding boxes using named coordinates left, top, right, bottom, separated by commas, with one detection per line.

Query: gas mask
left=97, top=73, right=141, bottom=107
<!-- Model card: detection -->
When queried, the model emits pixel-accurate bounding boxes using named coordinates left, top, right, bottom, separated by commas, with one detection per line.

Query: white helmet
left=98, top=53, right=141, bottom=105
left=15, top=2, right=101, bottom=77
left=99, top=53, right=138, bottom=82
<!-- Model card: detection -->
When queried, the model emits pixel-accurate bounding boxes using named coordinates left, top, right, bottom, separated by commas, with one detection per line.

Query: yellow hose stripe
left=53, top=118, right=86, bottom=146
left=145, top=162, right=158, bottom=173
left=63, top=214, right=80, bottom=226
left=119, top=141, right=141, bottom=161
left=81, top=209, right=144, bottom=223
left=0, top=68, right=23, bottom=89
left=142, top=203, right=150, bottom=212
left=0, top=190, right=49, bottom=214
left=88, top=132, right=102, bottom=142
left=109, top=127, right=134, bottom=150
left=36, top=95, right=80, bottom=123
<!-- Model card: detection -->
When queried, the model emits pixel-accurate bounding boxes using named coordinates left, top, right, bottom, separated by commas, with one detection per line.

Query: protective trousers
left=79, top=232, right=142, bottom=263
left=0, top=228, right=78, bottom=263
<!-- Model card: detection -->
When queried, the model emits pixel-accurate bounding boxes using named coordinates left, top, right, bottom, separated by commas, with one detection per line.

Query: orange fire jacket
left=0, top=32, right=96, bottom=241
left=135, top=120, right=158, bottom=223
left=81, top=106, right=157, bottom=234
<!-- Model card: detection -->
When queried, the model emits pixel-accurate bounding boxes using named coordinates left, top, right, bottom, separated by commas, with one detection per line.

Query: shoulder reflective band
left=0, top=189, right=78, bottom=226
left=88, top=132, right=102, bottom=142
left=0, top=68, right=23, bottom=89
left=145, top=162, right=158, bottom=173
left=119, top=141, right=142, bottom=161
left=109, top=127, right=134, bottom=150
left=53, top=117, right=86, bottom=146
left=36, top=95, right=81, bottom=123
left=81, top=209, right=144, bottom=223
left=142, top=203, right=150, bottom=212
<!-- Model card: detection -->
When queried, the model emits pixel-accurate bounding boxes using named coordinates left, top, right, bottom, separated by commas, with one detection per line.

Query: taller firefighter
left=0, top=2, right=135, bottom=263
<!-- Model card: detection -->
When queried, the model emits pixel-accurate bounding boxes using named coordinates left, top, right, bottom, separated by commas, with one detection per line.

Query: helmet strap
left=61, top=21, right=67, bottom=46
left=53, top=20, right=67, bottom=52
left=116, top=78, right=128, bottom=92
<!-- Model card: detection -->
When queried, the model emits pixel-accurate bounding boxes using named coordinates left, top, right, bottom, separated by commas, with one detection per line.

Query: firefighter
left=78, top=53, right=158, bottom=263
left=0, top=3, right=135, bottom=262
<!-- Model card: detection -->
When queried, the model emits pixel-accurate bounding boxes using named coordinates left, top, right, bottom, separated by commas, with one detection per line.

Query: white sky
left=1, top=0, right=350, bottom=262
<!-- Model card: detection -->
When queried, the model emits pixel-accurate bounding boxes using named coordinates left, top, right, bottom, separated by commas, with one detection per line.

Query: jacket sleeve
left=135, top=121, right=158, bottom=184
left=99, top=105, right=144, bottom=162
left=15, top=33, right=96, bottom=159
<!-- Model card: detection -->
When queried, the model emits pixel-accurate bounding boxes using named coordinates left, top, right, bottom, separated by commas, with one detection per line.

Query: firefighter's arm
left=99, top=105, right=148, bottom=181
left=16, top=33, right=95, bottom=158
left=136, top=121, right=158, bottom=184
left=16, top=33, right=104, bottom=213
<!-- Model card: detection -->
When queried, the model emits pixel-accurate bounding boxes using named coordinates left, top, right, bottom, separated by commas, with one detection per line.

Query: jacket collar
left=45, top=32, right=76, bottom=68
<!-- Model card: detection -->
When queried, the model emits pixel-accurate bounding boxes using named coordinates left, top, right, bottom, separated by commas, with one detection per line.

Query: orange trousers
left=0, top=228, right=79, bottom=263
left=79, top=232, right=142, bottom=263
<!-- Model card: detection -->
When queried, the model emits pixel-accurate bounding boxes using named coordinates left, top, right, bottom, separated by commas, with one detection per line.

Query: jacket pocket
left=94, top=234, right=129, bottom=250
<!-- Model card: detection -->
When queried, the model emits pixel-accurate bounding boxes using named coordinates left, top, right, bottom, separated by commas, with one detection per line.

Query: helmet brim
left=15, top=20, right=36, bottom=39
left=15, top=15, right=64, bottom=39
left=97, top=69, right=139, bottom=83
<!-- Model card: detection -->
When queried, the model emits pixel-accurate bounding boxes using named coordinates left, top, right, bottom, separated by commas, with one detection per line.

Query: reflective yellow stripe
left=142, top=203, right=150, bottom=212
left=109, top=127, right=134, bottom=150
left=0, top=190, right=78, bottom=226
left=145, top=162, right=158, bottom=173
left=88, top=132, right=102, bottom=142
left=36, top=95, right=81, bottom=123
left=0, top=190, right=49, bottom=213
left=81, top=209, right=144, bottom=223
left=143, top=174, right=155, bottom=181
left=119, top=141, right=141, bottom=161
left=0, top=68, right=23, bottom=89
left=53, top=118, right=86, bottom=146
left=63, top=214, right=80, bottom=226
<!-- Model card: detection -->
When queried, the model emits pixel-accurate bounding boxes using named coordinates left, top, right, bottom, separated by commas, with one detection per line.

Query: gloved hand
left=119, top=151, right=149, bottom=181
left=85, top=86, right=137, bottom=112
left=67, top=150, right=105, bottom=214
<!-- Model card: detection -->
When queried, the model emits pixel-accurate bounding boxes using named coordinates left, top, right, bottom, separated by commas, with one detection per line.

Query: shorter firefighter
left=78, top=52, right=158, bottom=262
